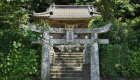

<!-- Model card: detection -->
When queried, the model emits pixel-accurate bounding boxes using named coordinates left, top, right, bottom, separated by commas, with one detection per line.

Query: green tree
left=0, top=0, right=30, bottom=29
left=94, top=0, right=138, bottom=21
left=0, top=1, right=42, bottom=79
left=30, top=0, right=51, bottom=12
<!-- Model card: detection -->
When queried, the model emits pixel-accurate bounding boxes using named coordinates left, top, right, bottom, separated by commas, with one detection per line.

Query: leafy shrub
left=125, top=17, right=140, bottom=49
left=126, top=48, right=140, bottom=78
left=98, top=20, right=128, bottom=45
left=100, top=44, right=129, bottom=79
left=0, top=29, right=41, bottom=80
left=89, top=18, right=128, bottom=44
left=0, top=42, right=39, bottom=80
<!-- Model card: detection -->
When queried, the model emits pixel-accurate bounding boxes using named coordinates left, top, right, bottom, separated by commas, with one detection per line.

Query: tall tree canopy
left=0, top=0, right=30, bottom=29
left=94, top=0, right=140, bottom=21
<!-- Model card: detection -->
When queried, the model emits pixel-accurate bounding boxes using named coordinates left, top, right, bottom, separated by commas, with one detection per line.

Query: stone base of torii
left=27, top=22, right=112, bottom=80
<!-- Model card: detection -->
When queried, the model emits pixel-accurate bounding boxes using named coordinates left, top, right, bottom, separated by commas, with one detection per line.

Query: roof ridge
left=33, top=4, right=100, bottom=19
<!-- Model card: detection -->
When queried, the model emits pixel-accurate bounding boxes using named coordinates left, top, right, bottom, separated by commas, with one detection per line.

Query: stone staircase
left=50, top=52, right=90, bottom=80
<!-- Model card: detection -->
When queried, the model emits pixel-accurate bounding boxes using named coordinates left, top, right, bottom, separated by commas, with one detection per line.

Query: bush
left=0, top=43, right=39, bottom=80
left=100, top=44, right=129, bottom=79
left=126, top=48, right=140, bottom=78
left=0, top=29, right=41, bottom=80
left=125, top=17, right=140, bottom=49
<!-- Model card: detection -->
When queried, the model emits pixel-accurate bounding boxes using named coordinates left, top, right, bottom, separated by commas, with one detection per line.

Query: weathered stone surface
left=49, top=28, right=65, bottom=33
left=28, top=22, right=112, bottom=80
left=28, top=22, right=111, bottom=34
left=50, top=39, right=91, bottom=44
left=32, top=39, right=109, bottom=45
left=28, top=23, right=44, bottom=33
left=91, top=33, right=100, bottom=80
left=50, top=46, right=55, bottom=64
left=50, top=52, right=90, bottom=80
left=41, top=31, right=50, bottom=80
left=99, top=39, right=109, bottom=44
left=97, top=22, right=112, bottom=34
left=66, top=29, right=74, bottom=42
left=83, top=46, right=90, bottom=64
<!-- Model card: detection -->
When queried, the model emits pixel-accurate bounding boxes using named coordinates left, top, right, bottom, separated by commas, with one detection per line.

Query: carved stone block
left=66, top=29, right=74, bottom=42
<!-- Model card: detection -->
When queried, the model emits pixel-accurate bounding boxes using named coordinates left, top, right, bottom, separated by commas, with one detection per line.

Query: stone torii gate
left=28, top=22, right=112, bottom=80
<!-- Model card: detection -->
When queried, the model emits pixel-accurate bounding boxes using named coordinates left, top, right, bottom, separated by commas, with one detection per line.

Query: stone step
left=55, top=56, right=82, bottom=59
left=55, top=55, right=83, bottom=57
left=51, top=63, right=83, bottom=66
left=51, top=63, right=90, bottom=67
left=50, top=73, right=90, bottom=77
left=50, top=66, right=90, bottom=70
left=55, top=53, right=83, bottom=54
left=50, top=70, right=90, bottom=74
left=54, top=60, right=83, bottom=63
left=55, top=57, right=83, bottom=60
left=50, top=52, right=90, bottom=80
left=50, top=77, right=90, bottom=80
left=55, top=52, right=83, bottom=55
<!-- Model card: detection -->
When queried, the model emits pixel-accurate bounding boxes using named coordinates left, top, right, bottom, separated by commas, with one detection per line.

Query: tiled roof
left=33, top=4, right=100, bottom=19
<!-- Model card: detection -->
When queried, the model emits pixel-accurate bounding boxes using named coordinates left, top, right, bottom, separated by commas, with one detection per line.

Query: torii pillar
left=90, top=23, right=112, bottom=80
left=28, top=22, right=112, bottom=80
left=41, top=31, right=50, bottom=80
left=91, top=33, right=100, bottom=80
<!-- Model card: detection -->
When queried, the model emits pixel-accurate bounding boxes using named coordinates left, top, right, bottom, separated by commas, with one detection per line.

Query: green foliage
left=130, top=0, right=140, bottom=18
left=0, top=0, right=30, bottom=29
left=101, top=21, right=128, bottom=44
left=127, top=48, right=140, bottom=78
left=88, top=16, right=110, bottom=28
left=94, top=0, right=139, bottom=20
left=124, top=17, right=140, bottom=48
left=89, top=18, right=128, bottom=44
left=75, top=0, right=93, bottom=5
left=30, top=0, right=51, bottom=12
left=100, top=44, right=129, bottom=79
left=0, top=29, right=40, bottom=54
left=0, top=29, right=41, bottom=80
left=0, top=0, right=140, bottom=79
left=97, top=17, right=140, bottom=79
left=0, top=42, right=39, bottom=80
left=112, top=0, right=136, bottom=18
left=53, top=0, right=76, bottom=5
left=34, top=20, right=50, bottom=28
left=0, top=30, right=24, bottom=54
left=92, top=17, right=140, bottom=78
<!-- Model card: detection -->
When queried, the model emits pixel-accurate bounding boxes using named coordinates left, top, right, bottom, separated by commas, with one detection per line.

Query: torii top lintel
left=33, top=4, right=100, bottom=27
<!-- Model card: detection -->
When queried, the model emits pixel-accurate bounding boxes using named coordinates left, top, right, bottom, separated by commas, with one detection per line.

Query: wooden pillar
left=90, top=33, right=100, bottom=80
left=41, top=31, right=50, bottom=80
